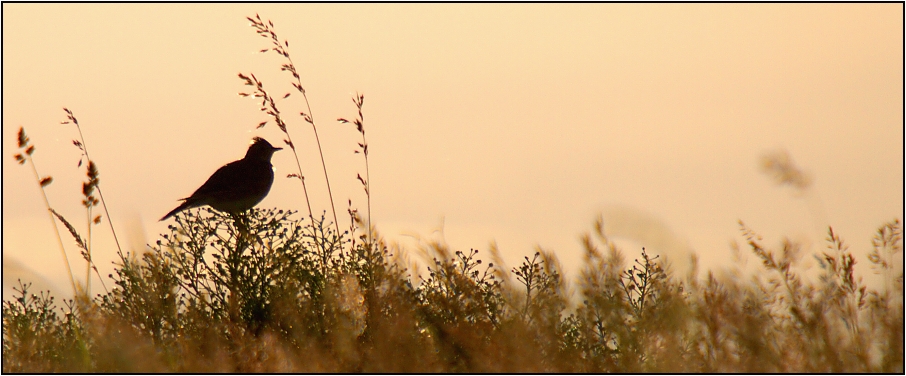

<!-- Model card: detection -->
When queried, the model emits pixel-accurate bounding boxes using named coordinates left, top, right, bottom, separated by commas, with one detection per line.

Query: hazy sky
left=3, top=3, right=903, bottom=298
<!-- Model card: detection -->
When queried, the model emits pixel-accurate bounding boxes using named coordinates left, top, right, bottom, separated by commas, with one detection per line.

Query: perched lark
left=160, top=137, right=282, bottom=221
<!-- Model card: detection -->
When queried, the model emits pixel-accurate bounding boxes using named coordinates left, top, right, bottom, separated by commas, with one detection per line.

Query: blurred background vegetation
left=3, top=208, right=902, bottom=372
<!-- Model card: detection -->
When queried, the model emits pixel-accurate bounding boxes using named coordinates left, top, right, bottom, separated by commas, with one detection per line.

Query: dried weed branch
left=13, top=127, right=77, bottom=294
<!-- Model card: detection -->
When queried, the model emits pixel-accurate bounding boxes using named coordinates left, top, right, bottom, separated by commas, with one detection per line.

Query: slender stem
left=358, top=97, right=372, bottom=246
left=246, top=17, right=342, bottom=267
left=67, top=109, right=125, bottom=260
left=292, top=69, right=341, bottom=237
left=95, top=188, right=123, bottom=258
left=343, top=95, right=372, bottom=248
left=282, top=128, right=315, bottom=222
left=66, top=109, right=121, bottom=297
left=27, top=159, right=77, bottom=294
left=300, top=176, right=315, bottom=227
left=364, top=151, right=372, bottom=246
left=263, top=25, right=341, bottom=237
left=86, top=206, right=91, bottom=295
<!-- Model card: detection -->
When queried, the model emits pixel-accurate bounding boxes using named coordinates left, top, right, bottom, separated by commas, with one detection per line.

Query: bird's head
left=245, top=137, right=282, bottom=161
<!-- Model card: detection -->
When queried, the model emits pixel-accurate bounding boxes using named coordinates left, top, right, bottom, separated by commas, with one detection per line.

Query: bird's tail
left=160, top=200, right=197, bottom=221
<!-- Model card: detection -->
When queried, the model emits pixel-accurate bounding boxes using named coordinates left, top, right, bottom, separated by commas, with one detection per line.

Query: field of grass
left=4, top=14, right=902, bottom=373
left=3, top=207, right=902, bottom=372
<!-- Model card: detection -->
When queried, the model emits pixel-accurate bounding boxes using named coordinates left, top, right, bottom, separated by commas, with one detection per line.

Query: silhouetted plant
left=2, top=282, right=88, bottom=372
left=4, top=209, right=903, bottom=372
left=13, top=127, right=77, bottom=294
left=244, top=14, right=341, bottom=238
left=338, top=93, right=373, bottom=246
left=62, top=108, right=126, bottom=278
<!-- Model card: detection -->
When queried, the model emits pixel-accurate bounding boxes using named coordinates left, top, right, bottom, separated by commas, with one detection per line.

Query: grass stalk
left=62, top=108, right=125, bottom=262
left=239, top=73, right=316, bottom=224
left=247, top=14, right=341, bottom=237
left=13, top=127, right=77, bottom=295
left=339, top=93, right=372, bottom=246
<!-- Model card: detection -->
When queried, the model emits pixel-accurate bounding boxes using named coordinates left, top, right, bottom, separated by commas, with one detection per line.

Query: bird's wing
left=186, top=160, right=246, bottom=198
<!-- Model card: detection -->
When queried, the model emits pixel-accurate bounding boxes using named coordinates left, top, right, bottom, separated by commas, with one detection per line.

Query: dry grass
left=3, top=210, right=902, bottom=372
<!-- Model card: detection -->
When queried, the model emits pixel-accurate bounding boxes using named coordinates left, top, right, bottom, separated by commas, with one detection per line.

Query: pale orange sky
left=3, top=3, right=903, bottom=299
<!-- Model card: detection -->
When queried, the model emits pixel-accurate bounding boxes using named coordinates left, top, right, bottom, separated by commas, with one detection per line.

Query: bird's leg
left=227, top=211, right=250, bottom=324
left=231, top=212, right=250, bottom=242
left=233, top=211, right=262, bottom=251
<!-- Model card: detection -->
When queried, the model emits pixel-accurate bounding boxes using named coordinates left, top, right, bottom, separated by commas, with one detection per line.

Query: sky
left=3, top=3, right=903, bottom=299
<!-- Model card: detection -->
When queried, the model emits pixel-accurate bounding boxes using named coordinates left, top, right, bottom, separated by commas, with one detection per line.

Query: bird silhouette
left=160, top=137, right=282, bottom=221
